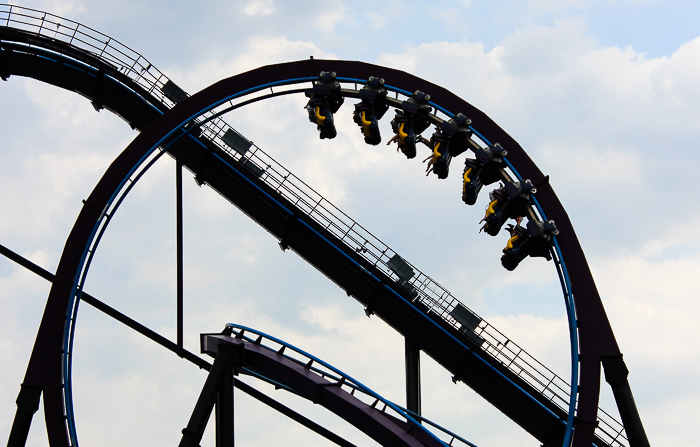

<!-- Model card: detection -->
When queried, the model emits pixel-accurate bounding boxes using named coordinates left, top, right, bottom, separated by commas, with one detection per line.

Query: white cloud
left=244, top=0, right=275, bottom=16
left=589, top=246, right=700, bottom=444
left=650, top=36, right=700, bottom=116
left=528, top=0, right=589, bottom=13
left=540, top=143, right=642, bottom=189
left=315, top=1, right=346, bottom=33
left=365, top=11, right=385, bottom=30
left=28, top=0, right=84, bottom=17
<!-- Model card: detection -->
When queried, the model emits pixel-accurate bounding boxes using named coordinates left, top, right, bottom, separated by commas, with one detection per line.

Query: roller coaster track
left=0, top=5, right=648, bottom=447
left=221, top=324, right=481, bottom=447
left=205, top=325, right=485, bottom=447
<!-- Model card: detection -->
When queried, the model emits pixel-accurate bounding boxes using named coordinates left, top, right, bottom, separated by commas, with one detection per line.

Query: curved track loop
left=1, top=7, right=647, bottom=447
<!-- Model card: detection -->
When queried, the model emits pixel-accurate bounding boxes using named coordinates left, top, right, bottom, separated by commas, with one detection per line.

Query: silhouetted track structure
left=1, top=5, right=649, bottom=447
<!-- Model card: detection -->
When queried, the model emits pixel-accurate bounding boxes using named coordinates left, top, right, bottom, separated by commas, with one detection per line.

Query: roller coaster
left=0, top=5, right=651, bottom=447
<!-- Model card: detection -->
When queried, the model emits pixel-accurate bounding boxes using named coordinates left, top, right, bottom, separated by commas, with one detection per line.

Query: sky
left=1, top=0, right=700, bottom=446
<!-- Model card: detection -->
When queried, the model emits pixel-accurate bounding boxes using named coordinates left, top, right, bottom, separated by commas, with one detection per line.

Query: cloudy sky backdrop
left=2, top=0, right=700, bottom=446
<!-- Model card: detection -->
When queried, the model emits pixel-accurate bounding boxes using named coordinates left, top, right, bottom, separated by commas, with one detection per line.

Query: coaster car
left=388, top=90, right=432, bottom=159
left=305, top=71, right=344, bottom=140
left=439, top=113, right=473, bottom=156
left=501, top=219, right=558, bottom=271
left=462, top=142, right=507, bottom=205
left=424, top=113, right=473, bottom=179
left=480, top=180, right=535, bottom=236
left=353, top=76, right=389, bottom=145
left=424, top=131, right=450, bottom=178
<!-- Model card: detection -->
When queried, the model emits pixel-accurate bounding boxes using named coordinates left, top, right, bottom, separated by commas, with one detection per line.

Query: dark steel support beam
left=0, top=241, right=55, bottom=447
left=178, top=345, right=232, bottom=447
left=7, top=385, right=41, bottom=447
left=405, top=338, right=421, bottom=418
left=216, top=347, right=235, bottom=447
left=0, top=47, right=10, bottom=81
left=0, top=243, right=53, bottom=282
left=233, top=382, right=357, bottom=447
left=602, top=356, right=650, bottom=447
left=176, top=160, right=184, bottom=356
left=0, top=244, right=357, bottom=447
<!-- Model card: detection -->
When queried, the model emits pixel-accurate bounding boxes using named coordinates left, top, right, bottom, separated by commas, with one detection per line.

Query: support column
left=405, top=338, right=421, bottom=418
left=179, top=343, right=241, bottom=447
left=216, top=347, right=234, bottom=447
left=602, top=356, right=650, bottom=447
left=7, top=384, right=42, bottom=447
left=176, top=160, right=184, bottom=356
